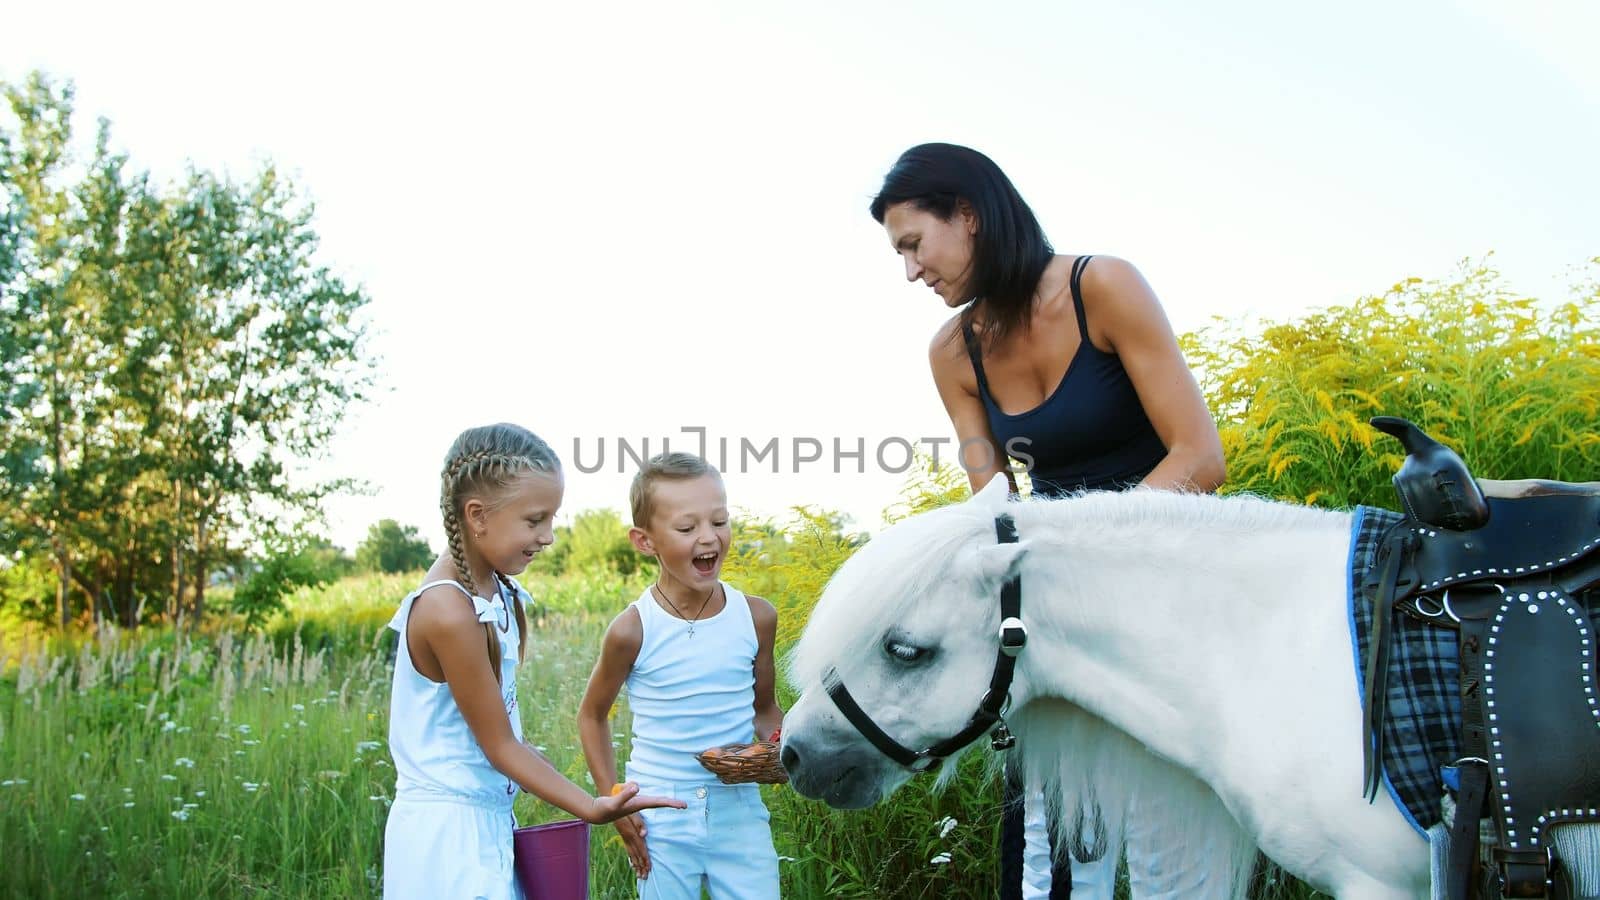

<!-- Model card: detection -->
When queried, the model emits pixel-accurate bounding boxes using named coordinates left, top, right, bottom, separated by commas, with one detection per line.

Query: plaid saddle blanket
left=1349, top=505, right=1600, bottom=834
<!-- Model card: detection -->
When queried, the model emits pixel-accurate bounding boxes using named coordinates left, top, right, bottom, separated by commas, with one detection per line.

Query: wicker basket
left=694, top=740, right=788, bottom=785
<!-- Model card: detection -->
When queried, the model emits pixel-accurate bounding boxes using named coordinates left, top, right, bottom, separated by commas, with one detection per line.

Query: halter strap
left=823, top=513, right=1027, bottom=771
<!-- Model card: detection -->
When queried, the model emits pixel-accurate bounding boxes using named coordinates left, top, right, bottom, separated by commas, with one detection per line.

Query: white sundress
left=382, top=578, right=526, bottom=900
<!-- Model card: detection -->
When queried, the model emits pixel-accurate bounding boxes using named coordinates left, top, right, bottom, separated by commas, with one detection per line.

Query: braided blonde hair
left=440, top=423, right=560, bottom=679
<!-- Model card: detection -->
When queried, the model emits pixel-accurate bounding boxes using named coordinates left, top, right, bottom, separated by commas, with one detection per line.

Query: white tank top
left=624, top=581, right=760, bottom=786
left=387, top=578, right=525, bottom=807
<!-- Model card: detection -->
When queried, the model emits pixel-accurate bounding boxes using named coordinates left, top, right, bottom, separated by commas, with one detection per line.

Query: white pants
left=1022, top=790, right=1232, bottom=900
left=634, top=782, right=779, bottom=900
left=384, top=794, right=522, bottom=900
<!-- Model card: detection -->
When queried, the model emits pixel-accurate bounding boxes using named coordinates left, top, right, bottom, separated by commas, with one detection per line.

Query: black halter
left=822, top=514, right=1028, bottom=772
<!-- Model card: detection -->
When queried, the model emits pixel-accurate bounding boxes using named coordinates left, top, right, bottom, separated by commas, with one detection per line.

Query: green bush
left=1182, top=260, right=1600, bottom=509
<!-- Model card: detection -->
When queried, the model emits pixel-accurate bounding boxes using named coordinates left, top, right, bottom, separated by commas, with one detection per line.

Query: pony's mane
left=787, top=490, right=1352, bottom=688
left=1017, top=487, right=1349, bottom=539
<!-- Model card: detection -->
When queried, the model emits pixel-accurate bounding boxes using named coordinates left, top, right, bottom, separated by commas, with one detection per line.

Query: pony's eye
left=883, top=638, right=927, bottom=664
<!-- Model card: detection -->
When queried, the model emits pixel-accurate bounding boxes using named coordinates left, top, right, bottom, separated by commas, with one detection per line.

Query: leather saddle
left=1363, top=417, right=1600, bottom=899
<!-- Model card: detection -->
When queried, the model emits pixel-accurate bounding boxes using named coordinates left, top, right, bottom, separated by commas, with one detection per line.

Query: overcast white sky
left=4, top=0, right=1598, bottom=552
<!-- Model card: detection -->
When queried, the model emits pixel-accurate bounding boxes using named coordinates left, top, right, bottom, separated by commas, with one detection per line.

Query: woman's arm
left=929, top=319, right=1015, bottom=496
left=747, top=595, right=784, bottom=741
left=411, top=592, right=680, bottom=823
left=1080, top=257, right=1225, bottom=493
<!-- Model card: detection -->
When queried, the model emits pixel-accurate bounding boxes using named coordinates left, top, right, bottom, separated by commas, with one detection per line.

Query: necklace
left=652, top=583, right=717, bottom=637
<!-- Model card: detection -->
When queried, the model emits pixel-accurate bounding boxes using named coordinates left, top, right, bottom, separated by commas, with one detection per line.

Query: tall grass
left=0, top=571, right=1007, bottom=898
left=1, top=626, right=392, bottom=898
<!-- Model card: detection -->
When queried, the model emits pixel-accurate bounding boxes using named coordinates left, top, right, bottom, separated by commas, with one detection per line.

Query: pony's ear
left=972, top=472, right=1012, bottom=511
left=976, top=539, right=1029, bottom=586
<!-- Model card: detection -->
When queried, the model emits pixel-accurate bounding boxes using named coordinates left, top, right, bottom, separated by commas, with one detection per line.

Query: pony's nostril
left=780, top=742, right=800, bottom=773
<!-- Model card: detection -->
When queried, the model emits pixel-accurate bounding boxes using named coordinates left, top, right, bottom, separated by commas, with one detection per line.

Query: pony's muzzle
left=778, top=732, right=882, bottom=808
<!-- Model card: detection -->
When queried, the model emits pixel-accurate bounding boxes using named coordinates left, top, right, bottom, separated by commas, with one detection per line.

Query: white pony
left=780, top=475, right=1600, bottom=899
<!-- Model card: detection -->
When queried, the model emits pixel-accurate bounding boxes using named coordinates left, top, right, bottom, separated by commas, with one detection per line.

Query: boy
left=578, top=452, right=783, bottom=899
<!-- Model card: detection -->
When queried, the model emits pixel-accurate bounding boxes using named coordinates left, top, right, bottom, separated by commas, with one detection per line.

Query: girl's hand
left=587, top=781, right=685, bottom=825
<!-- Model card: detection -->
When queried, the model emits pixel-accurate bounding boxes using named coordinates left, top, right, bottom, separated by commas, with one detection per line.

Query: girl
left=870, top=144, right=1226, bottom=900
left=384, top=423, right=684, bottom=900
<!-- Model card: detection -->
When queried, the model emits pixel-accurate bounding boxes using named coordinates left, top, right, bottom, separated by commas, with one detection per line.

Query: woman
left=870, top=143, right=1226, bottom=900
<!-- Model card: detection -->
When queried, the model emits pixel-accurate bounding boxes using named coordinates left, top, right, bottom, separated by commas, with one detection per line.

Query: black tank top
left=962, top=256, right=1167, bottom=498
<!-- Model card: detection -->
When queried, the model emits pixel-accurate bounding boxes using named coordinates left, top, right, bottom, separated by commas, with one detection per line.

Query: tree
left=0, top=71, right=374, bottom=629
left=355, top=519, right=433, bottom=574
left=0, top=72, right=104, bottom=628
left=1180, top=260, right=1600, bottom=510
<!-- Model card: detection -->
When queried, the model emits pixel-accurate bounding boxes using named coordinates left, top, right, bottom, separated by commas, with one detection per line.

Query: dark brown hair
left=870, top=143, right=1054, bottom=353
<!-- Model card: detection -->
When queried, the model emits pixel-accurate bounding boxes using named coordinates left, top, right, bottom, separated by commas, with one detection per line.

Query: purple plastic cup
left=512, top=819, right=590, bottom=900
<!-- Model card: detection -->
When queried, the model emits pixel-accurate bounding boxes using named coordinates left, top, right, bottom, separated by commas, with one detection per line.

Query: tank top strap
left=387, top=579, right=499, bottom=633
left=1069, top=254, right=1095, bottom=343
left=960, top=320, right=995, bottom=401
left=417, top=579, right=475, bottom=600
left=721, top=582, right=755, bottom=636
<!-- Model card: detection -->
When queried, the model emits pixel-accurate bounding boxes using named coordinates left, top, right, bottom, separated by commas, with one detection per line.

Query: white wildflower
left=70, top=793, right=86, bottom=801
left=171, top=809, right=189, bottom=821
left=174, top=757, right=195, bottom=768
left=930, top=852, right=952, bottom=865
left=937, top=816, right=958, bottom=839
left=160, top=774, right=177, bottom=782
left=161, top=721, right=177, bottom=733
